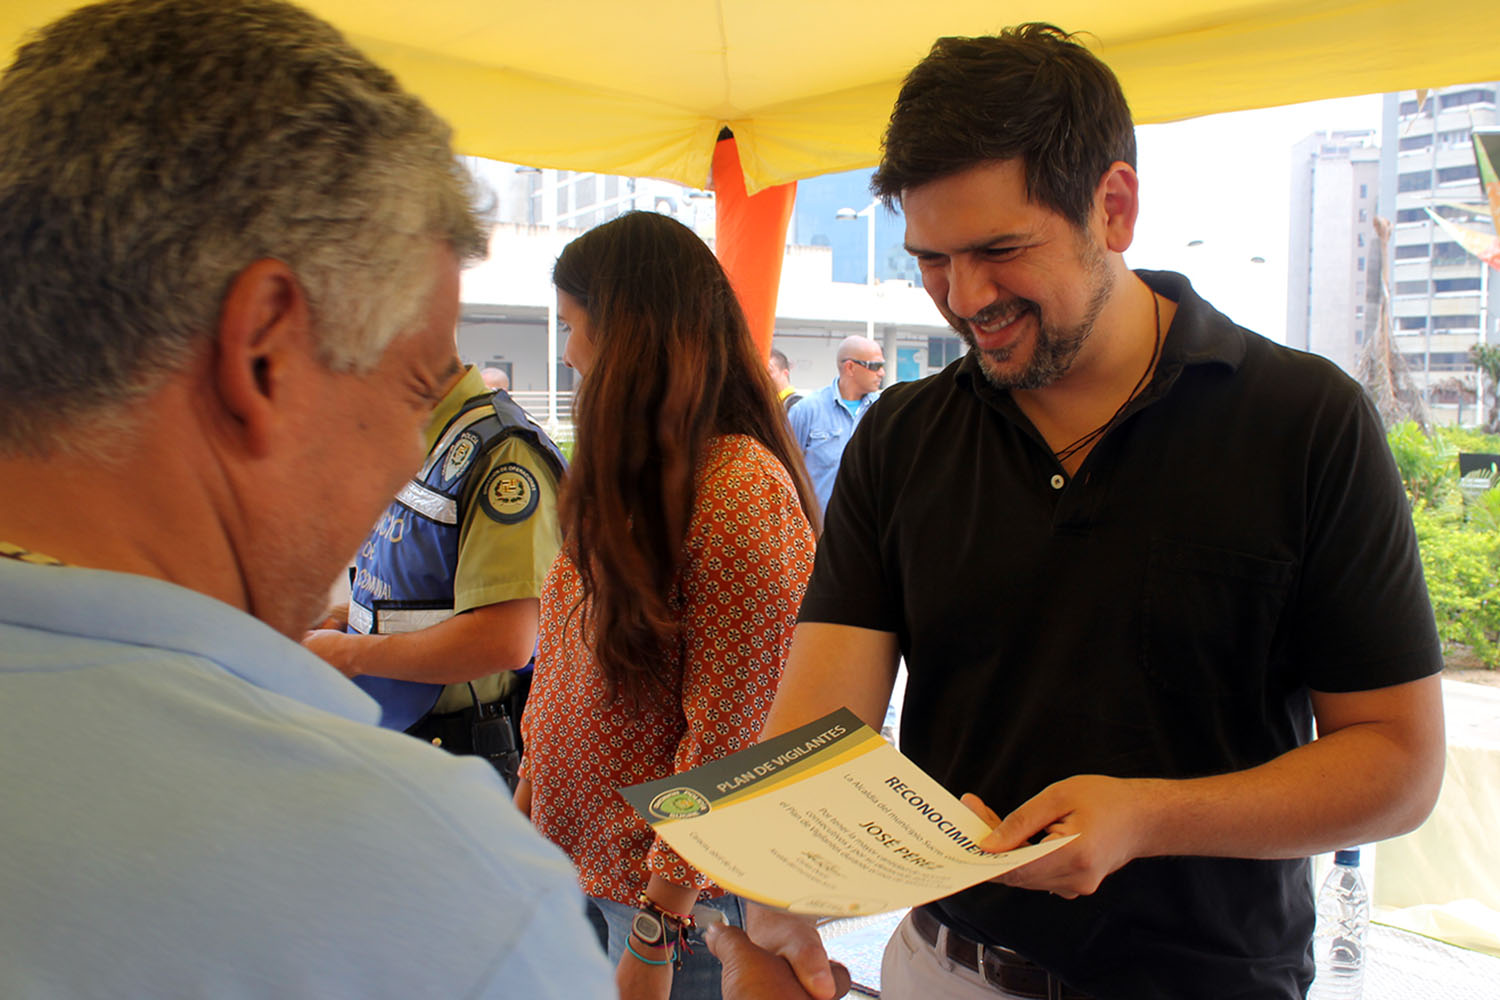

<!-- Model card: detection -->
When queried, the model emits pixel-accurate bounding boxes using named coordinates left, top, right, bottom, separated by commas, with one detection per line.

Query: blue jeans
left=586, top=894, right=746, bottom=1000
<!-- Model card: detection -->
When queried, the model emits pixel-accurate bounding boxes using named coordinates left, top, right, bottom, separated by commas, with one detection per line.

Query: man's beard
left=949, top=241, right=1114, bottom=391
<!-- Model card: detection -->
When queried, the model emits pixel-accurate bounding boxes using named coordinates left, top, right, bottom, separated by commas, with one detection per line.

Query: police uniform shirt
left=409, top=367, right=562, bottom=617
left=422, top=367, right=562, bottom=713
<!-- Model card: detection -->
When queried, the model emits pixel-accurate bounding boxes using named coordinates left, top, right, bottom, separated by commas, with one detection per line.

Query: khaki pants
left=880, top=913, right=1052, bottom=1000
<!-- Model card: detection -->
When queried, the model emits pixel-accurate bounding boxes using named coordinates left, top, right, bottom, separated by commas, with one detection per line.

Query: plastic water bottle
left=1310, top=849, right=1368, bottom=999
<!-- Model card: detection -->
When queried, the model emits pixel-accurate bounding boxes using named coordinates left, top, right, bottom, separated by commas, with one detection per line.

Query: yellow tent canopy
left=4, top=1, right=1500, bottom=193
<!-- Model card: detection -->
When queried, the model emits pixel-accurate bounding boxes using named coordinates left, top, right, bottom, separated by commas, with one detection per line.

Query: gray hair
left=0, top=0, right=489, bottom=454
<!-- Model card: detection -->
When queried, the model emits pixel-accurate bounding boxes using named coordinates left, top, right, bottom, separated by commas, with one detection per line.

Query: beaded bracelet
left=636, top=892, right=697, bottom=969
left=624, top=938, right=673, bottom=967
left=636, top=892, right=695, bottom=930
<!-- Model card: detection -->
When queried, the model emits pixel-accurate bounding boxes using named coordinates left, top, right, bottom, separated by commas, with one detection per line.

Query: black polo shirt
left=800, top=271, right=1442, bottom=999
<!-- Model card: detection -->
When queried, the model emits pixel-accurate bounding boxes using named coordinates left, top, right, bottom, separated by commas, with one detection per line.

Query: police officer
left=304, top=360, right=565, bottom=787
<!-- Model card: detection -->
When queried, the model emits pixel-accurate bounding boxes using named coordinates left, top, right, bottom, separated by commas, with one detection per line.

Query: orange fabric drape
left=712, top=135, right=796, bottom=357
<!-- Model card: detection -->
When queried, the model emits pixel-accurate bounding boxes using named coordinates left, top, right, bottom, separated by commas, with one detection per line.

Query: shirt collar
left=953, top=268, right=1247, bottom=399
left=827, top=376, right=878, bottom=405
left=424, top=366, right=489, bottom=454
left=1137, top=269, right=1247, bottom=373
left=0, top=558, right=380, bottom=724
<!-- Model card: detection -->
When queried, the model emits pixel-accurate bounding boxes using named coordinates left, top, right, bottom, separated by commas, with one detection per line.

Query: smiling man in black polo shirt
left=754, top=23, right=1446, bottom=1000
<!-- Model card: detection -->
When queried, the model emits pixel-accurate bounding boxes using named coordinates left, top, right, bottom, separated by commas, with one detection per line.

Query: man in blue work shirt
left=788, top=334, right=885, bottom=517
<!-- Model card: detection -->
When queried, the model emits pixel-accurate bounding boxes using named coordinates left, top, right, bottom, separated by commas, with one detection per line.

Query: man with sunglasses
left=788, top=334, right=886, bottom=517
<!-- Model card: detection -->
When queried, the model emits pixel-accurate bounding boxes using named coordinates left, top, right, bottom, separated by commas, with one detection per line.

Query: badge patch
left=648, top=788, right=711, bottom=820
left=442, top=432, right=480, bottom=483
left=479, top=463, right=540, bottom=523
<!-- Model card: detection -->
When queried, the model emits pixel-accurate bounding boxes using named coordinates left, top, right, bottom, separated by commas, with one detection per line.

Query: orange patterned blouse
left=522, top=435, right=815, bottom=904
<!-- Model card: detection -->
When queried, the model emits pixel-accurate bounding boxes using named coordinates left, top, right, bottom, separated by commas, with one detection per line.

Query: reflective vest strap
left=396, top=480, right=458, bottom=525
left=350, top=601, right=455, bottom=635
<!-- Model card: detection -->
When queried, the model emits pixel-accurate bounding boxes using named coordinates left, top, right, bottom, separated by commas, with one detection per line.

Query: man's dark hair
left=768, top=347, right=791, bottom=372
left=871, top=23, right=1135, bottom=229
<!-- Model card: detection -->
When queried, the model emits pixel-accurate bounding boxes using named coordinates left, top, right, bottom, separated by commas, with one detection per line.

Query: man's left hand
left=707, top=922, right=851, bottom=1000
left=962, top=775, right=1160, bottom=898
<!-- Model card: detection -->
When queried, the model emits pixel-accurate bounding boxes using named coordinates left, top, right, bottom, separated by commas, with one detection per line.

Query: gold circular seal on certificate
left=649, top=788, right=711, bottom=820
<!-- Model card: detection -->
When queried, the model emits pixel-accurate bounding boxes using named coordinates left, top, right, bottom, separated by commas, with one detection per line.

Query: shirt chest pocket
left=809, top=429, right=839, bottom=443
left=1141, top=538, right=1295, bottom=698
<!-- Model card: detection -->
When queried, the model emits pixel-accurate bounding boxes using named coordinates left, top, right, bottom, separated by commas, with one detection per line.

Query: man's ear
left=213, top=259, right=312, bottom=458
left=1095, top=162, right=1140, bottom=254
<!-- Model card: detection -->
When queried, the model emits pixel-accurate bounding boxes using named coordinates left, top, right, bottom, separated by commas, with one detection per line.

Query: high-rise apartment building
left=1380, top=85, right=1500, bottom=422
left=1286, top=130, right=1383, bottom=376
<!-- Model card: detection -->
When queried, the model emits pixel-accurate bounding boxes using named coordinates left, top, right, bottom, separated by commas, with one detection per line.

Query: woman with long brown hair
left=517, top=211, right=819, bottom=1000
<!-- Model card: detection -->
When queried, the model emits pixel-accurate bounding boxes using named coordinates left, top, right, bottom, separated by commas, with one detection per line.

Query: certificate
left=618, top=708, right=1073, bottom=916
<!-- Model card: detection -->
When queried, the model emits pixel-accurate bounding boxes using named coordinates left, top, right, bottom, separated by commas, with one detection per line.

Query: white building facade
left=1285, top=130, right=1382, bottom=376
left=1380, top=85, right=1500, bottom=423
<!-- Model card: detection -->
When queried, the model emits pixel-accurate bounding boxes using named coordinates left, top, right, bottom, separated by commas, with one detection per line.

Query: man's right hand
left=732, top=904, right=846, bottom=999
left=707, top=921, right=850, bottom=1000
left=310, top=601, right=348, bottom=631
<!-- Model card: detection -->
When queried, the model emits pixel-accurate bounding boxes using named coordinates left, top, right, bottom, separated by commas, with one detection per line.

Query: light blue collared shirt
left=788, top=378, right=880, bottom=516
left=0, top=557, right=612, bottom=998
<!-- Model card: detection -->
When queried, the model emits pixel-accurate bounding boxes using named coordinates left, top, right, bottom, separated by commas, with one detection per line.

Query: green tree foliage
left=1387, top=420, right=1456, bottom=507
left=1389, top=420, right=1500, bottom=667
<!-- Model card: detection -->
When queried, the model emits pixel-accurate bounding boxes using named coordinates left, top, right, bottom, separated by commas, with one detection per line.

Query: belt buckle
left=978, top=943, right=1050, bottom=999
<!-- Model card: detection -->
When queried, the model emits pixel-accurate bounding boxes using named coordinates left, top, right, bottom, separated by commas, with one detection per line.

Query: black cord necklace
left=1053, top=293, right=1162, bottom=467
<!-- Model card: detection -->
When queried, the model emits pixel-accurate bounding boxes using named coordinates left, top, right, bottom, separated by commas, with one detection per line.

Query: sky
left=1125, top=93, right=1385, bottom=343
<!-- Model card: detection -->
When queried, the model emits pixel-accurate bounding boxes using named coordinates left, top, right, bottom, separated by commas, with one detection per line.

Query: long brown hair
left=553, top=211, right=819, bottom=706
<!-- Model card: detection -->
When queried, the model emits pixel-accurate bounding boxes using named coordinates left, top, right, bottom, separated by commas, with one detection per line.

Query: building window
left=1395, top=244, right=1430, bottom=259
left=1435, top=277, right=1483, bottom=293
left=1359, top=183, right=1369, bottom=199
left=927, top=335, right=964, bottom=368
left=1438, top=164, right=1479, bottom=184
left=1398, top=316, right=1428, bottom=330
left=1439, top=88, right=1495, bottom=109
left=1433, top=241, right=1469, bottom=265
left=1397, top=208, right=1427, bottom=223
left=1426, top=352, right=1471, bottom=371
left=1399, top=134, right=1433, bottom=152
left=1398, top=172, right=1431, bottom=192
left=1357, top=233, right=1365, bottom=247
left=1357, top=257, right=1366, bottom=271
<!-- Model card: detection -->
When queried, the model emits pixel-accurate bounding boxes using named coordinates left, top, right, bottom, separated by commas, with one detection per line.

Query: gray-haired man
left=0, top=2, right=606, bottom=995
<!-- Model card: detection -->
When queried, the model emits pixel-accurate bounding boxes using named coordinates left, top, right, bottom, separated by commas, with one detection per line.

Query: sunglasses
left=846, top=358, right=885, bottom=371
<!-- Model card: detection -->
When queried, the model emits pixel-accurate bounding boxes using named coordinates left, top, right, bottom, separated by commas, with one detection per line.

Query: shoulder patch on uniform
left=442, top=431, right=481, bottom=484
left=479, top=462, right=540, bottom=524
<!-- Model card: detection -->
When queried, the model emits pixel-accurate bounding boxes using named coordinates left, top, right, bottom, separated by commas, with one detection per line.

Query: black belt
left=911, top=907, right=1092, bottom=1000
left=405, top=698, right=522, bottom=791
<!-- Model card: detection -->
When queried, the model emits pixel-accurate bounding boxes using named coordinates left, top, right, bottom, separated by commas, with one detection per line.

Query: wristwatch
left=630, top=908, right=668, bottom=948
